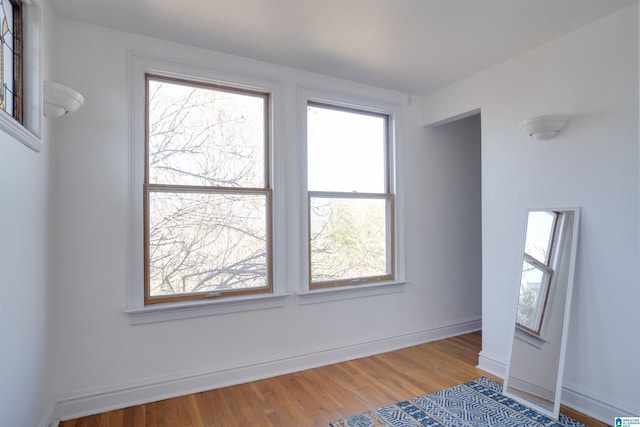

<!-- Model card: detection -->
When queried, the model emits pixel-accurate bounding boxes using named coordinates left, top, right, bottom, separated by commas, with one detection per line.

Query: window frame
left=517, top=211, right=561, bottom=336
left=126, top=53, right=287, bottom=324
left=143, top=74, right=273, bottom=305
left=308, top=191, right=395, bottom=288
left=297, top=88, right=405, bottom=300
left=307, top=102, right=395, bottom=289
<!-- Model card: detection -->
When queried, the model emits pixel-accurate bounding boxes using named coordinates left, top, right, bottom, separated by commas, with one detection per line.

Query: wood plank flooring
left=60, top=332, right=607, bottom=426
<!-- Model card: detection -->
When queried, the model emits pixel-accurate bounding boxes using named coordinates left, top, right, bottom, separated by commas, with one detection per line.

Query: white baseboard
left=52, top=317, right=481, bottom=422
left=477, top=354, right=638, bottom=424
left=508, top=377, right=555, bottom=402
left=562, top=381, right=640, bottom=424
left=477, top=350, right=506, bottom=378
left=37, top=399, right=59, bottom=427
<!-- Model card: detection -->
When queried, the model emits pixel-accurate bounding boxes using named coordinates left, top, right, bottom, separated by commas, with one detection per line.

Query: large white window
left=307, top=102, right=394, bottom=289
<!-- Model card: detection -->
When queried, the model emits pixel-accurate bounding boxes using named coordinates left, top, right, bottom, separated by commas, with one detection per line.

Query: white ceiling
left=50, top=0, right=637, bottom=95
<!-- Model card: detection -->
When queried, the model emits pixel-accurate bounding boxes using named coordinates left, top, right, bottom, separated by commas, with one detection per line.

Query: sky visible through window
left=307, top=105, right=385, bottom=193
left=525, top=211, right=556, bottom=264
left=307, top=103, right=392, bottom=285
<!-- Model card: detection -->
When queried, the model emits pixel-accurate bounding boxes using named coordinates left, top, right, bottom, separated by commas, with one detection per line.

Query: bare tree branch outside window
left=144, top=76, right=271, bottom=303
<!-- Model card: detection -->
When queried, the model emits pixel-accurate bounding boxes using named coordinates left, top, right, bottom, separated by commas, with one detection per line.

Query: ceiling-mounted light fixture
left=43, top=81, right=85, bottom=118
left=519, top=114, right=570, bottom=140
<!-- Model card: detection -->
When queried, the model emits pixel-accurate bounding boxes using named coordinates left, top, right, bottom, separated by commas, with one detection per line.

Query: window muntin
left=307, top=102, right=394, bottom=288
left=517, top=211, right=560, bottom=335
left=0, top=0, right=22, bottom=123
left=145, top=75, right=272, bottom=304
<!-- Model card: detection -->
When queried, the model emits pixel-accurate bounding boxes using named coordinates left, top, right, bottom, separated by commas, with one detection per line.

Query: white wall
left=0, top=134, right=52, bottom=427
left=424, top=3, right=640, bottom=421
left=46, top=16, right=482, bottom=419
left=418, top=114, right=482, bottom=319
left=0, top=2, right=56, bottom=427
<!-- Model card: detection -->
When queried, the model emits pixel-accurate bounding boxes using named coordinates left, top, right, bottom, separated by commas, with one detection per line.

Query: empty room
left=1, top=1, right=638, bottom=426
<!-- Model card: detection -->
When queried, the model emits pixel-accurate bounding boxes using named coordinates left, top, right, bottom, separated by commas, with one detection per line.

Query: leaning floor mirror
left=503, top=208, right=581, bottom=419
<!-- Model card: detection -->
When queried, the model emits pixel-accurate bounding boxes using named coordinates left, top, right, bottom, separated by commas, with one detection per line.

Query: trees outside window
left=145, top=75, right=272, bottom=304
left=306, top=102, right=394, bottom=288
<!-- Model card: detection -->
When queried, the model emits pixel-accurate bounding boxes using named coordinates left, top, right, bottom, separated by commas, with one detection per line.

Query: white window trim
left=126, top=52, right=288, bottom=324
left=124, top=293, right=289, bottom=325
left=0, top=0, right=43, bottom=152
left=297, top=280, right=406, bottom=305
left=296, top=85, right=406, bottom=303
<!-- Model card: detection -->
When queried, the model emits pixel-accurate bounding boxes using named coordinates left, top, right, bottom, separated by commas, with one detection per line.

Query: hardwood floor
left=60, top=332, right=607, bottom=426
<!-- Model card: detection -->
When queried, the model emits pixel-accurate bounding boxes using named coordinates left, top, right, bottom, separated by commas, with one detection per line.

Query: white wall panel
left=46, top=17, right=482, bottom=419
left=424, top=4, right=640, bottom=421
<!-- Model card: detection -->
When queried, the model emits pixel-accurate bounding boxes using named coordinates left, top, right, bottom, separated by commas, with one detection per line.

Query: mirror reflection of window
left=517, top=211, right=559, bottom=335
left=525, top=211, right=557, bottom=263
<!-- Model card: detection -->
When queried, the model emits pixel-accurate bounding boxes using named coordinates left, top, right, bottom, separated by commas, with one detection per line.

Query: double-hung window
left=517, top=210, right=559, bottom=335
left=144, top=75, right=272, bottom=305
left=306, top=101, right=395, bottom=289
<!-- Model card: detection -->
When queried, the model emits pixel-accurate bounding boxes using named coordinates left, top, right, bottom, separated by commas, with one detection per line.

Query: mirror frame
left=503, top=207, right=581, bottom=419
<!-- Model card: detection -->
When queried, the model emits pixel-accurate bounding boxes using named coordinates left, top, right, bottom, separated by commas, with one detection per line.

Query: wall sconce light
left=44, top=81, right=85, bottom=118
left=519, top=114, right=570, bottom=140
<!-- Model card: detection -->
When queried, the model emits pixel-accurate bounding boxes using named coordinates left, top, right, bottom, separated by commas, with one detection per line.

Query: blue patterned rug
left=330, top=377, right=587, bottom=427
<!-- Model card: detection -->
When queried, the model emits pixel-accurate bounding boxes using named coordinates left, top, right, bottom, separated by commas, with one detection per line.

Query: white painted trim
left=514, top=326, right=547, bottom=349
left=477, top=350, right=506, bottom=378
left=37, top=399, right=59, bottom=427
left=296, top=84, right=407, bottom=294
left=0, top=111, right=42, bottom=151
left=423, top=108, right=481, bottom=128
left=562, top=381, right=640, bottom=424
left=296, top=280, right=406, bottom=305
left=476, top=354, right=636, bottom=424
left=124, top=292, right=290, bottom=325
left=507, top=377, right=555, bottom=402
left=52, top=318, right=480, bottom=422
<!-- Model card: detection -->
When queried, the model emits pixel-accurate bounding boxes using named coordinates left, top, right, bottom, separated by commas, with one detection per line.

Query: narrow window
left=517, top=211, right=559, bottom=334
left=145, top=75, right=272, bottom=304
left=307, top=102, right=394, bottom=288
left=0, top=0, right=22, bottom=123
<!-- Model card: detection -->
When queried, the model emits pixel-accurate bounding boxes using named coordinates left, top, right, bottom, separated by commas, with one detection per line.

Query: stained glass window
left=0, top=0, right=21, bottom=122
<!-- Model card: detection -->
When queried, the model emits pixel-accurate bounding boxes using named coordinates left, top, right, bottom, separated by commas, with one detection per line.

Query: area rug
left=330, top=377, right=587, bottom=427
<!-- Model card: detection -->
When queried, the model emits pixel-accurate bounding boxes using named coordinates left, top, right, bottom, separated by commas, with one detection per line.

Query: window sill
left=515, top=326, right=548, bottom=349
left=296, top=280, right=407, bottom=305
left=124, top=292, right=290, bottom=325
left=0, top=113, right=42, bottom=152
